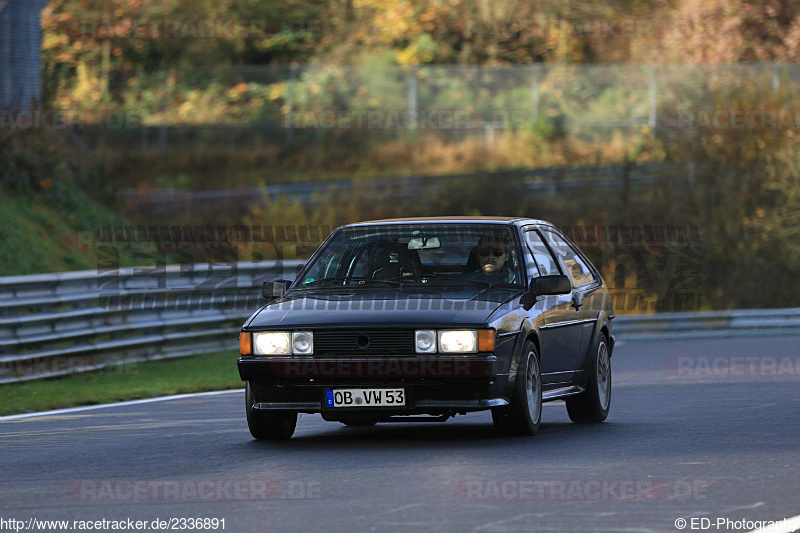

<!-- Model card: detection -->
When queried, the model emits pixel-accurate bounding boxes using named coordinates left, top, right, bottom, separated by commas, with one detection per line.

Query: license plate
left=325, top=388, right=405, bottom=408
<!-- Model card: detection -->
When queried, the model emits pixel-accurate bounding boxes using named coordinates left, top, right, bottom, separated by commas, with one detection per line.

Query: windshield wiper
left=301, top=277, right=402, bottom=287
left=400, top=273, right=496, bottom=288
left=401, top=274, right=522, bottom=290
left=399, top=273, right=458, bottom=283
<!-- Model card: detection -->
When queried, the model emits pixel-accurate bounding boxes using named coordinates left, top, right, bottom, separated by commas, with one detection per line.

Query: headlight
left=292, top=331, right=314, bottom=355
left=252, top=331, right=314, bottom=355
left=438, top=330, right=478, bottom=353
left=415, top=330, right=437, bottom=353
left=253, top=332, right=291, bottom=355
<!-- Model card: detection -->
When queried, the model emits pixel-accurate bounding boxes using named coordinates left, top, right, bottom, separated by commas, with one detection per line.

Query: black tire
left=245, top=382, right=297, bottom=440
left=566, top=332, right=611, bottom=423
left=492, top=340, right=542, bottom=436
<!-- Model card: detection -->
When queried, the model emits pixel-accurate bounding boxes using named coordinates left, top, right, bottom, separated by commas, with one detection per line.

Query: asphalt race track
left=2, top=336, right=799, bottom=533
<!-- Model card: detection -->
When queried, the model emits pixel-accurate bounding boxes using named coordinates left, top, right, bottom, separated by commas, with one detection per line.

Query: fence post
left=620, top=158, right=632, bottom=207
left=407, top=66, right=418, bottom=139
left=100, top=40, right=111, bottom=100
left=407, top=67, right=418, bottom=115
left=771, top=65, right=780, bottom=93
left=531, top=65, right=540, bottom=121
left=159, top=70, right=168, bottom=156
left=648, top=66, right=657, bottom=129
left=285, top=63, right=298, bottom=145
left=484, top=122, right=495, bottom=147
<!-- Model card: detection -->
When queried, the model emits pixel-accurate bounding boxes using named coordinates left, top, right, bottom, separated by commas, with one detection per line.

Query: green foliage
left=0, top=188, right=129, bottom=276
left=0, top=132, right=98, bottom=274
left=529, top=113, right=560, bottom=141
left=0, top=351, right=241, bottom=416
left=650, top=73, right=800, bottom=309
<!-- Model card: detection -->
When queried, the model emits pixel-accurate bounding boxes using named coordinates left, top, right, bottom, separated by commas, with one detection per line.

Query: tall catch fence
left=38, top=63, right=800, bottom=153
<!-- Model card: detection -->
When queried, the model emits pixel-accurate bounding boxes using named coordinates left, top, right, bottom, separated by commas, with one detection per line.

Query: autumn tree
left=655, top=0, right=800, bottom=63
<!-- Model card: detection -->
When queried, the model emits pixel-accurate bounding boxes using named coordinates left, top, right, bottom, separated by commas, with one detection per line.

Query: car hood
left=245, top=288, right=521, bottom=329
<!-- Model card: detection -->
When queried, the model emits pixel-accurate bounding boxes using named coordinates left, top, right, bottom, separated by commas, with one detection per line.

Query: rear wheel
left=566, top=333, right=611, bottom=423
left=492, top=341, right=541, bottom=436
left=245, top=382, right=297, bottom=440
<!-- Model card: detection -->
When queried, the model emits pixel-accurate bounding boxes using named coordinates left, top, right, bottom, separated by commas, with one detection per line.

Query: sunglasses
left=478, top=249, right=506, bottom=257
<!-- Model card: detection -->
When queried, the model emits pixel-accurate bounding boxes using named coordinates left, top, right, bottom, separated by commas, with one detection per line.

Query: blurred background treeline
left=2, top=0, right=800, bottom=310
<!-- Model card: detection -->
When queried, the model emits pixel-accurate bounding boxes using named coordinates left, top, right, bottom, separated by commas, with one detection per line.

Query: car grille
left=313, top=329, right=415, bottom=356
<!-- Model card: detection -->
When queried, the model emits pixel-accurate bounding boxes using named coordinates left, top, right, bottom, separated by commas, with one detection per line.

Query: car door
left=540, top=229, right=603, bottom=373
left=523, top=228, right=583, bottom=385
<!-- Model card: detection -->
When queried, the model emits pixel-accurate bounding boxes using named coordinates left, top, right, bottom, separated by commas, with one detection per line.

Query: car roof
left=344, top=216, right=554, bottom=228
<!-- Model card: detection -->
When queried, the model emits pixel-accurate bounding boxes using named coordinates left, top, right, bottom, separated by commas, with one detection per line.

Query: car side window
left=523, top=230, right=560, bottom=277
left=542, top=230, right=596, bottom=287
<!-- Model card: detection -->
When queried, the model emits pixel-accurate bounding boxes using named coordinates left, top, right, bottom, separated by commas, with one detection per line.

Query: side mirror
left=530, top=274, right=572, bottom=297
left=262, top=280, right=292, bottom=300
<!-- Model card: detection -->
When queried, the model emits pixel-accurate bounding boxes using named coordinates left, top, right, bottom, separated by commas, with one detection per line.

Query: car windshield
left=296, top=224, right=525, bottom=288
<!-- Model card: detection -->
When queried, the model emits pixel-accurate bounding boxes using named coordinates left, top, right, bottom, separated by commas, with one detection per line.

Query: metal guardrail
left=0, top=261, right=306, bottom=384
left=1, top=261, right=798, bottom=383
left=117, top=163, right=670, bottom=217
left=613, top=307, right=800, bottom=340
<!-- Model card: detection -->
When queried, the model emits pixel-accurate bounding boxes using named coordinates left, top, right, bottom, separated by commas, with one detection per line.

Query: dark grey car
left=238, top=217, right=615, bottom=439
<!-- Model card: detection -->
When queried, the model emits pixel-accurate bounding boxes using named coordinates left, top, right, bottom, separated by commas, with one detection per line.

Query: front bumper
left=238, top=355, right=502, bottom=414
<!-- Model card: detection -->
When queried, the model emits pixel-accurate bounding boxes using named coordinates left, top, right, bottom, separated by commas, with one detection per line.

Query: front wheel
left=492, top=341, right=541, bottom=436
left=566, top=333, right=611, bottom=423
left=245, top=382, right=297, bottom=440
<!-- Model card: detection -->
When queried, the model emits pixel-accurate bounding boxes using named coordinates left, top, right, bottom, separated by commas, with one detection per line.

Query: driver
left=465, top=233, right=517, bottom=284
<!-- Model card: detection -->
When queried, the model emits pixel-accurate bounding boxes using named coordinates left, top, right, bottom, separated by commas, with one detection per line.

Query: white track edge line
left=749, top=513, right=800, bottom=533
left=0, top=389, right=243, bottom=421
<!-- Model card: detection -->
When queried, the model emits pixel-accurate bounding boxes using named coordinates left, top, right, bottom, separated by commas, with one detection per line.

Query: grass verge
left=0, top=351, right=242, bottom=416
